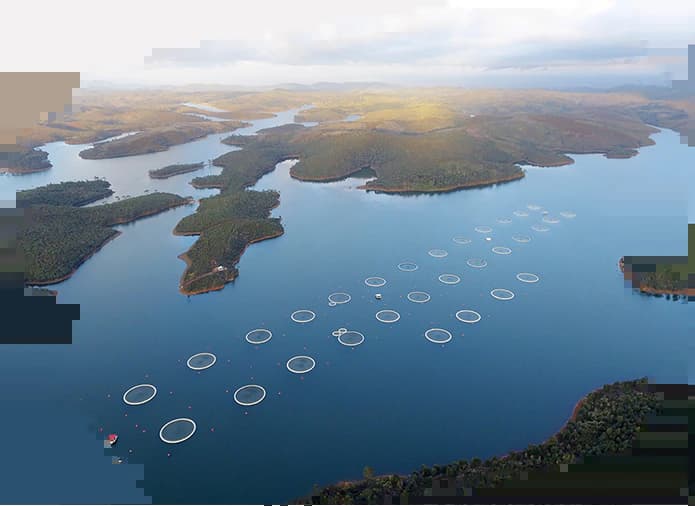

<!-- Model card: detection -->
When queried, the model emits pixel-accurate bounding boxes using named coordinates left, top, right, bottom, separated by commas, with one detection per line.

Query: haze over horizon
left=3, top=0, right=693, bottom=89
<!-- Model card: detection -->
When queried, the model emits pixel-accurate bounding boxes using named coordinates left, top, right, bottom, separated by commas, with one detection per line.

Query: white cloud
left=1, top=0, right=692, bottom=86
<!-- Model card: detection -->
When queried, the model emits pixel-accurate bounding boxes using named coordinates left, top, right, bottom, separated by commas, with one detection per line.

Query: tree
left=362, top=466, right=374, bottom=480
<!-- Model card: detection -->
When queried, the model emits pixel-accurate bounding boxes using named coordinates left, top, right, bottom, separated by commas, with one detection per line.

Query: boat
left=485, top=237, right=492, bottom=241
left=106, top=433, right=118, bottom=446
left=375, top=293, right=382, bottom=300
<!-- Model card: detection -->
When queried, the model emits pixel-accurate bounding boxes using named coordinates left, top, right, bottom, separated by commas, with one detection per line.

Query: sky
left=2, top=0, right=693, bottom=88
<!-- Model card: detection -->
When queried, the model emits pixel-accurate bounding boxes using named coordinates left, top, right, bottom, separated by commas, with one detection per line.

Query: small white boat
left=375, top=293, right=382, bottom=300
left=485, top=237, right=492, bottom=241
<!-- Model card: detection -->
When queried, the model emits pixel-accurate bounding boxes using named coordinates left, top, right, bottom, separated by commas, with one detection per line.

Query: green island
left=0, top=147, right=52, bottom=174
left=18, top=181, right=191, bottom=284
left=620, top=225, right=694, bottom=299
left=300, top=378, right=686, bottom=504
left=149, top=162, right=206, bottom=179
left=16, top=179, right=114, bottom=207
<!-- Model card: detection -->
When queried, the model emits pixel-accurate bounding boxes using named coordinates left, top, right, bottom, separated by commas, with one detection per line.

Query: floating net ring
left=455, top=310, right=481, bottom=324
left=286, top=355, right=316, bottom=374
left=365, top=276, right=387, bottom=287
left=513, top=210, right=529, bottom=217
left=407, top=291, right=431, bottom=303
left=291, top=310, right=316, bottom=323
left=512, top=234, right=532, bottom=243
left=397, top=262, right=419, bottom=272
left=375, top=310, right=401, bottom=323
left=497, top=218, right=512, bottom=224
left=186, top=352, right=216, bottom=371
left=233, top=385, right=266, bottom=406
left=453, top=237, right=472, bottom=245
left=123, top=384, right=157, bottom=406
left=490, top=288, right=515, bottom=301
left=531, top=224, right=550, bottom=232
left=560, top=211, right=576, bottom=219
left=527, top=204, right=542, bottom=211
left=328, top=292, right=351, bottom=305
left=337, top=330, right=365, bottom=347
left=159, top=418, right=196, bottom=444
left=245, top=329, right=272, bottom=345
left=475, top=226, right=493, bottom=234
left=428, top=249, right=448, bottom=258
left=492, top=246, right=512, bottom=255
left=466, top=258, right=488, bottom=269
left=424, top=328, right=453, bottom=344
left=438, top=273, right=461, bottom=285
left=542, top=216, right=561, bottom=224
left=516, top=272, right=540, bottom=283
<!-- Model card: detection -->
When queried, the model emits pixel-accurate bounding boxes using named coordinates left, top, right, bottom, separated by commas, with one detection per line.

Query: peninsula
left=18, top=180, right=192, bottom=285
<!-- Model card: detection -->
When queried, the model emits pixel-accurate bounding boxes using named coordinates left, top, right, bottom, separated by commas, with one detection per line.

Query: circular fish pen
left=407, top=291, right=431, bottom=303
left=527, top=204, right=542, bottom=211
left=560, top=211, right=576, bottom=218
left=455, top=310, right=481, bottom=323
left=475, top=226, right=493, bottom=234
left=424, top=328, right=453, bottom=344
left=438, top=274, right=461, bottom=285
left=365, top=277, right=387, bottom=287
left=375, top=310, right=401, bottom=323
left=245, top=329, right=272, bottom=345
left=233, top=385, right=266, bottom=406
left=492, top=246, right=512, bottom=255
left=327, top=292, right=351, bottom=305
left=123, top=384, right=157, bottom=406
left=466, top=258, right=488, bottom=269
left=186, top=352, right=216, bottom=371
left=337, top=330, right=365, bottom=347
left=490, top=288, right=515, bottom=301
left=159, top=418, right=196, bottom=444
left=286, top=356, right=316, bottom=374
left=531, top=224, right=550, bottom=232
left=453, top=237, right=472, bottom=245
left=513, top=210, right=529, bottom=217
left=516, top=272, right=540, bottom=283
left=428, top=249, right=448, bottom=258
left=291, top=310, right=316, bottom=323
left=397, top=262, right=419, bottom=272
left=497, top=217, right=512, bottom=224
left=512, top=234, right=532, bottom=243
left=542, top=216, right=561, bottom=224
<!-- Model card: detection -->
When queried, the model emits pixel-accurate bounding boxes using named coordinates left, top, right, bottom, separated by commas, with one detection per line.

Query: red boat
left=106, top=434, right=118, bottom=446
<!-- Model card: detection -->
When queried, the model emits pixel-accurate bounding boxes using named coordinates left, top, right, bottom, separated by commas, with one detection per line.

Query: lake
left=0, top=110, right=691, bottom=504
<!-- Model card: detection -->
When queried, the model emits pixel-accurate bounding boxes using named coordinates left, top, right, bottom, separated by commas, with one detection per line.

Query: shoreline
left=25, top=230, right=122, bottom=286
left=177, top=229, right=285, bottom=296
left=618, top=256, right=692, bottom=298
left=332, top=385, right=600, bottom=490
left=359, top=171, right=525, bottom=194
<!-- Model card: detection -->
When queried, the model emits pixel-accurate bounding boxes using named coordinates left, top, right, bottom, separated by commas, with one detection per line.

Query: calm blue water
left=0, top=115, right=692, bottom=504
